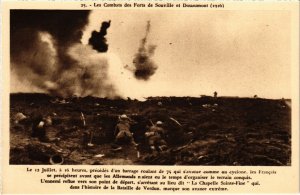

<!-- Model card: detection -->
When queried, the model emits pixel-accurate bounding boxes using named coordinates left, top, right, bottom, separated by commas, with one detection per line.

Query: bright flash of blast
left=11, top=11, right=160, bottom=99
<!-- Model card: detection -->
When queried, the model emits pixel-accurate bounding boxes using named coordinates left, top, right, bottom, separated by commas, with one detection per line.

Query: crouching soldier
left=31, top=114, right=53, bottom=142
left=145, top=121, right=168, bottom=154
left=113, top=114, right=138, bottom=150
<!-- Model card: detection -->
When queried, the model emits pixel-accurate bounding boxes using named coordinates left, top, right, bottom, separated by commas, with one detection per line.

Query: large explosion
left=10, top=11, right=158, bottom=98
left=132, top=21, right=158, bottom=80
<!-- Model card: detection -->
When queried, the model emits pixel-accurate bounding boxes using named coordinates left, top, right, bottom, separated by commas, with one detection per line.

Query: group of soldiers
left=113, top=114, right=168, bottom=153
left=28, top=112, right=168, bottom=155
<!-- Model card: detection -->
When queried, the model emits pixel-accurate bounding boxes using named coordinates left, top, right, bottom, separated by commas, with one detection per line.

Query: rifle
left=80, top=112, right=86, bottom=127
left=149, top=119, right=154, bottom=126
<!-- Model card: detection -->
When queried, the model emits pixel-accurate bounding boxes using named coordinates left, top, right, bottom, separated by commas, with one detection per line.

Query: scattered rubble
left=14, top=112, right=27, bottom=124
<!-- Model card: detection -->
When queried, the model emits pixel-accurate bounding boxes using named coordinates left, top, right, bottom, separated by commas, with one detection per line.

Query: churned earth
left=9, top=93, right=291, bottom=165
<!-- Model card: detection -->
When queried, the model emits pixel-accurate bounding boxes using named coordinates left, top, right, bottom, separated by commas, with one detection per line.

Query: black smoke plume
left=88, top=20, right=111, bottom=52
left=133, top=21, right=158, bottom=80
left=10, top=10, right=118, bottom=98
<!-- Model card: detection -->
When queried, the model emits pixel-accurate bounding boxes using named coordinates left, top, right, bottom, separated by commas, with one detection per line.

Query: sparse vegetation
left=10, top=93, right=291, bottom=165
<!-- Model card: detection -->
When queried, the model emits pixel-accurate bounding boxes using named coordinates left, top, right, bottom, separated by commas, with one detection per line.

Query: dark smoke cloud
left=133, top=21, right=158, bottom=80
left=11, top=10, right=90, bottom=71
left=88, top=20, right=111, bottom=52
left=10, top=10, right=118, bottom=98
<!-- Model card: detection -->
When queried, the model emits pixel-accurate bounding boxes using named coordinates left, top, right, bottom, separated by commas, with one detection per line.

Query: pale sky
left=81, top=10, right=291, bottom=99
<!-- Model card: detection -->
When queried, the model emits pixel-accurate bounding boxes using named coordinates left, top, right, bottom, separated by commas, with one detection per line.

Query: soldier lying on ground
left=145, top=121, right=168, bottom=154
left=112, top=114, right=138, bottom=150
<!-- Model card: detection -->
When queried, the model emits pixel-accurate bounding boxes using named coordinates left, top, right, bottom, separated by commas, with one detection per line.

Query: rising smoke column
left=132, top=21, right=158, bottom=80
left=10, top=10, right=118, bottom=98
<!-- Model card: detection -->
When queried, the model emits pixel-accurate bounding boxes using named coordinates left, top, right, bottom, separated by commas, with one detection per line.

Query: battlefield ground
left=9, top=93, right=291, bottom=165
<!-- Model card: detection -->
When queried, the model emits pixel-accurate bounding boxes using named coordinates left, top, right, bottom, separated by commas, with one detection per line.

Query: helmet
left=37, top=121, right=45, bottom=128
left=120, top=114, right=128, bottom=119
left=156, top=121, right=163, bottom=126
